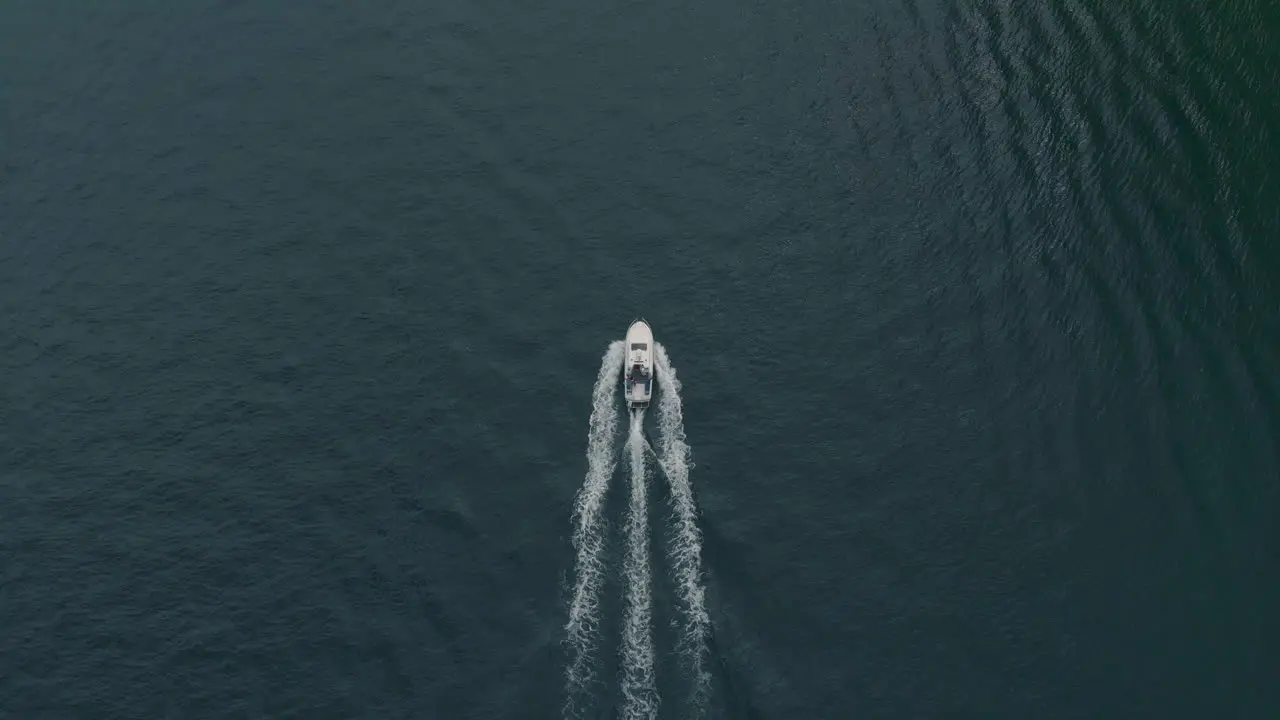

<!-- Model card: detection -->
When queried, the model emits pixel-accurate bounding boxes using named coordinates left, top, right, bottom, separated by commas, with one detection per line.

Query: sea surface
left=2, top=0, right=1278, bottom=718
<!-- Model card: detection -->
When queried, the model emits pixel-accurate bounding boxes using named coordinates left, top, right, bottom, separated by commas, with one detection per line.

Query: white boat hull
left=622, top=320, right=654, bottom=410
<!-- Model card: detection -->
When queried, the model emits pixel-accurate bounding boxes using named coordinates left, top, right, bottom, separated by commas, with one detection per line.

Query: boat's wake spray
left=563, top=340, right=625, bottom=716
left=563, top=335, right=710, bottom=720
left=654, top=343, right=712, bottom=709
left=620, top=409, right=657, bottom=720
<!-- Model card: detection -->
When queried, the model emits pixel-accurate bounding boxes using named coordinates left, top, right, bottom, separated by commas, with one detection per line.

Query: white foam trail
left=654, top=343, right=712, bottom=710
left=564, top=340, right=625, bottom=718
left=620, top=409, right=658, bottom=720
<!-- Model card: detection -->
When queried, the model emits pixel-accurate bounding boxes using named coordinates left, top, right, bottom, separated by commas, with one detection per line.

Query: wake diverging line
left=564, top=340, right=625, bottom=718
left=620, top=409, right=659, bottom=720
left=654, top=342, right=712, bottom=712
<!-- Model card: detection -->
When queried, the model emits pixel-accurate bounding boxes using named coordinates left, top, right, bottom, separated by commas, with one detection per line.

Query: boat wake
left=654, top=343, right=712, bottom=710
left=620, top=410, right=657, bottom=720
left=564, top=340, right=625, bottom=717
left=563, top=335, right=710, bottom=719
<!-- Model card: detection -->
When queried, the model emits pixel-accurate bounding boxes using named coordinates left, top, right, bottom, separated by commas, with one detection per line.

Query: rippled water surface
left=2, top=0, right=1277, bottom=717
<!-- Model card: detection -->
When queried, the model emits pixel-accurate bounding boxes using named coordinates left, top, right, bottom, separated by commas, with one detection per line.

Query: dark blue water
left=2, top=1, right=1278, bottom=717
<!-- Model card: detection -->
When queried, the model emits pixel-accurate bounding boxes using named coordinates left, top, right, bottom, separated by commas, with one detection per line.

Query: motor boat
left=623, top=320, right=654, bottom=410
